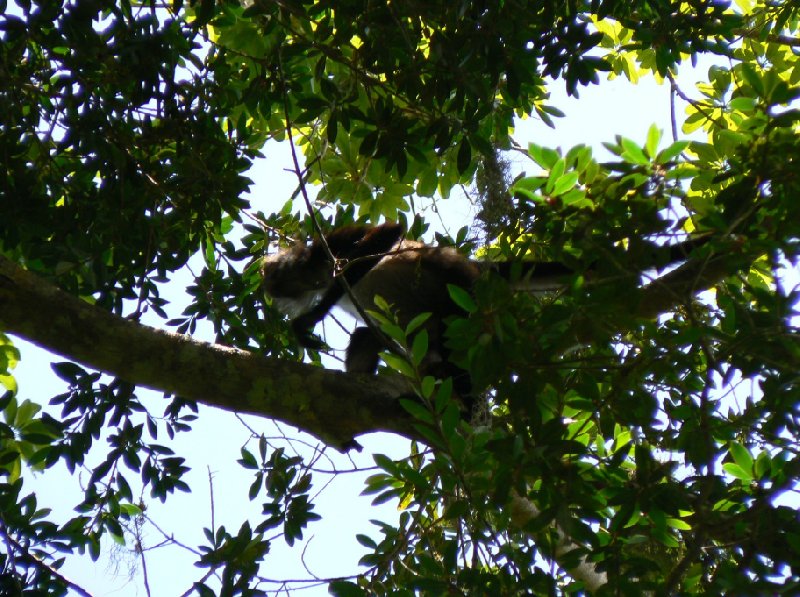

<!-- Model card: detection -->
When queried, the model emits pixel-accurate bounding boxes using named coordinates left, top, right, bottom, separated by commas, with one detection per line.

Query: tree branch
left=508, top=492, right=608, bottom=591
left=734, top=28, right=800, bottom=48
left=636, top=250, right=741, bottom=319
left=0, top=255, right=414, bottom=450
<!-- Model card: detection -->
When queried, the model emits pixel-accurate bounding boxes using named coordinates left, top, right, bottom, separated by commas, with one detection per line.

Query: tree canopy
left=1, top=0, right=800, bottom=594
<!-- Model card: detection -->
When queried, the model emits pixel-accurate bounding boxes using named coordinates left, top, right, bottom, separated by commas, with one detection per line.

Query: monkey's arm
left=292, top=223, right=405, bottom=347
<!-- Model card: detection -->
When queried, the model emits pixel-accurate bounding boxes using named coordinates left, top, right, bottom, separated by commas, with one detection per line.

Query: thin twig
left=666, top=71, right=727, bottom=130
left=208, top=466, right=216, bottom=535
left=139, top=534, right=152, bottom=597
left=143, top=514, right=202, bottom=556
left=669, top=78, right=679, bottom=142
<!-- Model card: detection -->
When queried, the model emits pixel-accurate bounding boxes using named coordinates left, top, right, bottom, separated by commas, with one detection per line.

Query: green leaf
left=512, top=176, right=546, bottom=193
left=355, top=533, right=377, bottom=549
left=374, top=294, right=395, bottom=312
left=682, top=110, right=707, bottom=134
left=729, top=96, right=757, bottom=112
left=754, top=451, right=770, bottom=479
left=741, top=63, right=764, bottom=96
left=511, top=176, right=547, bottom=202
left=405, top=312, right=432, bottom=335
left=14, top=400, right=40, bottom=426
left=398, top=398, right=434, bottom=423
left=51, top=361, right=85, bottom=384
left=379, top=322, right=407, bottom=344
left=239, top=448, right=258, bottom=469
left=447, top=285, right=477, bottom=313
left=381, top=352, right=415, bottom=377
left=410, top=330, right=429, bottom=367
left=666, top=517, right=691, bottom=531
left=729, top=442, right=753, bottom=472
left=620, top=137, right=649, bottom=164
left=0, top=333, right=19, bottom=372
left=372, top=453, right=400, bottom=476
left=420, top=376, right=436, bottom=399
left=561, top=189, right=589, bottom=206
left=417, top=169, right=438, bottom=197
left=412, top=422, right=446, bottom=449
left=528, top=143, right=560, bottom=168
left=120, top=503, right=143, bottom=516
left=545, top=158, right=566, bottom=194
left=645, top=124, right=661, bottom=158
left=656, top=140, right=690, bottom=163
left=551, top=171, right=579, bottom=196
left=0, top=375, right=17, bottom=394
left=722, top=462, right=752, bottom=481
left=327, top=116, right=338, bottom=143
left=434, top=378, right=454, bottom=413
left=440, top=403, right=461, bottom=440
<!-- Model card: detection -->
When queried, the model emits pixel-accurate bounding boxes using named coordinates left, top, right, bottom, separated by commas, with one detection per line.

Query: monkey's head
left=261, top=243, right=333, bottom=319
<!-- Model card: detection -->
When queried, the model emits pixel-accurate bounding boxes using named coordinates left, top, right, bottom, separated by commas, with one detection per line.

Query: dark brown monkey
left=261, top=223, right=709, bottom=406
left=261, top=223, right=477, bottom=380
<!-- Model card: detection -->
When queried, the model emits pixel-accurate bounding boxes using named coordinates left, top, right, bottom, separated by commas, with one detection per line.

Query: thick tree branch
left=0, top=255, right=414, bottom=450
left=637, top=249, right=742, bottom=318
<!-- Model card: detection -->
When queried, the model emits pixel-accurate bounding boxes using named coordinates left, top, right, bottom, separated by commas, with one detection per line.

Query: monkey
left=261, top=222, right=711, bottom=409
left=261, top=223, right=473, bottom=381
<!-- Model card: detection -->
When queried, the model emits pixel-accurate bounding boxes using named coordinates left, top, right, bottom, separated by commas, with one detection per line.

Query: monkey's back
left=342, top=239, right=481, bottom=326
